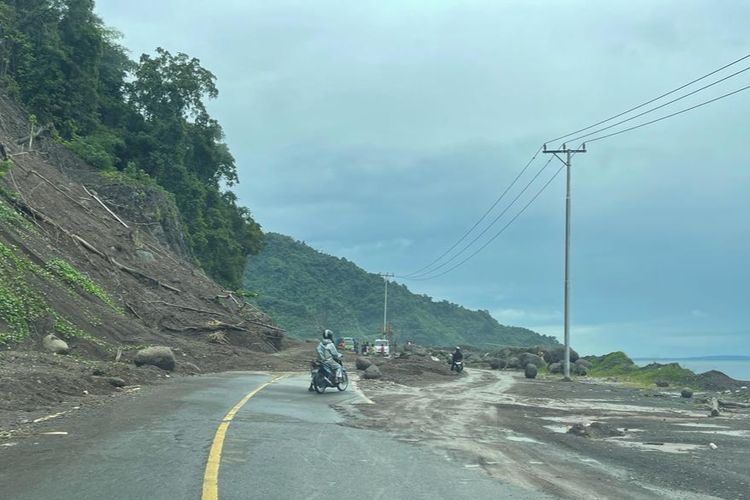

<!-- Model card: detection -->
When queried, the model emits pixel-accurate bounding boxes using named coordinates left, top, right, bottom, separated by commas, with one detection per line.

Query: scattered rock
left=573, top=363, right=587, bottom=376
left=568, top=423, right=588, bottom=437
left=42, top=334, right=70, bottom=355
left=489, top=359, right=506, bottom=370
left=681, top=388, right=694, bottom=399
left=655, top=380, right=669, bottom=387
left=135, top=249, right=156, bottom=263
left=134, top=346, right=176, bottom=371
left=568, top=421, right=624, bottom=438
left=355, top=357, right=372, bottom=371
left=544, top=346, right=579, bottom=364
left=524, top=363, right=538, bottom=379
left=363, top=364, right=382, bottom=380
left=548, top=362, right=563, bottom=374
left=709, top=442, right=718, bottom=450
left=519, top=353, right=546, bottom=369
left=575, top=358, right=592, bottom=369
left=98, top=376, right=126, bottom=387
left=507, top=357, right=521, bottom=369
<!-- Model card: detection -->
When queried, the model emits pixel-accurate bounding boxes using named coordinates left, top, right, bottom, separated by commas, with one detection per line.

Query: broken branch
left=82, top=185, right=129, bottom=228
left=109, top=256, right=182, bottom=293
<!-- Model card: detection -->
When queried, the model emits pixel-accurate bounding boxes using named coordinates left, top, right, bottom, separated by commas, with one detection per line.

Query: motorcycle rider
left=316, top=329, right=343, bottom=383
left=450, top=346, right=463, bottom=371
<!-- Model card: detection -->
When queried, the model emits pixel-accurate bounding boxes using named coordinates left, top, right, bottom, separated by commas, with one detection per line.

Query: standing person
left=450, top=346, right=463, bottom=371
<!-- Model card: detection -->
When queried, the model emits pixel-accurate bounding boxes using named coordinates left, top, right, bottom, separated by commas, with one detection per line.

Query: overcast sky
left=96, top=0, right=749, bottom=357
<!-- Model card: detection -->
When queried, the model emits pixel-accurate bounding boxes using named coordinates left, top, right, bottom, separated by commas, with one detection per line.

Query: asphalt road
left=0, top=372, right=541, bottom=500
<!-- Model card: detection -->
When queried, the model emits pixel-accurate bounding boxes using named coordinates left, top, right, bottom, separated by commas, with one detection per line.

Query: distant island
left=633, top=355, right=750, bottom=362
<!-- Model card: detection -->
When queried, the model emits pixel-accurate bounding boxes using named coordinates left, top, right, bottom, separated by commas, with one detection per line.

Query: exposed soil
left=347, top=369, right=750, bottom=500
left=0, top=90, right=301, bottom=436
left=366, top=352, right=464, bottom=386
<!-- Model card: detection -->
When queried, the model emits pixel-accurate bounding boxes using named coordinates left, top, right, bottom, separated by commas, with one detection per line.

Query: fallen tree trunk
left=709, top=397, right=720, bottom=417
left=82, top=185, right=129, bottom=228
left=15, top=123, right=53, bottom=146
left=108, top=257, right=181, bottom=293
left=718, top=400, right=750, bottom=409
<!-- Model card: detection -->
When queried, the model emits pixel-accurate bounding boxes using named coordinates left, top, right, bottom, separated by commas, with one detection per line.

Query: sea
left=634, top=358, right=750, bottom=381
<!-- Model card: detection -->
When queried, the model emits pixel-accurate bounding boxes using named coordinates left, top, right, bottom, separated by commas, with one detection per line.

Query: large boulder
left=363, top=364, right=382, bottom=380
left=506, top=357, right=521, bottom=369
left=355, top=357, right=372, bottom=371
left=524, top=364, right=538, bottom=379
left=548, top=362, right=563, bottom=374
left=489, top=359, right=506, bottom=370
left=519, top=353, right=546, bottom=369
left=573, top=363, right=587, bottom=376
left=681, top=388, right=694, bottom=399
left=43, top=334, right=69, bottom=355
left=134, top=346, right=176, bottom=371
left=544, top=346, right=579, bottom=364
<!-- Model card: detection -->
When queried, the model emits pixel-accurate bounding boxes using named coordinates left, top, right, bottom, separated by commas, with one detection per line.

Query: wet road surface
left=0, top=372, right=542, bottom=499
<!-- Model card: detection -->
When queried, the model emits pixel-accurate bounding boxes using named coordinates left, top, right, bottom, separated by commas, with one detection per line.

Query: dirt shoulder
left=0, top=339, right=317, bottom=441
left=348, top=368, right=750, bottom=499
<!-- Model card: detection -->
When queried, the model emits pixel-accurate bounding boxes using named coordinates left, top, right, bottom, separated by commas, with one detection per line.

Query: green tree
left=0, top=2, right=264, bottom=288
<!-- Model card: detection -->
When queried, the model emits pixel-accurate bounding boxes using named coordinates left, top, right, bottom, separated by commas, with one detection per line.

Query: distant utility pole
left=378, top=273, right=395, bottom=335
left=543, top=143, right=586, bottom=381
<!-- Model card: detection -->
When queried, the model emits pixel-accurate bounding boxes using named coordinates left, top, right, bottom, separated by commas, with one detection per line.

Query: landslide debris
left=0, top=91, right=289, bottom=430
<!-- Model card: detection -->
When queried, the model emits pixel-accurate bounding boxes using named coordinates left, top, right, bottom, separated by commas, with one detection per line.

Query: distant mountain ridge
left=243, top=233, right=558, bottom=348
left=634, top=355, right=750, bottom=361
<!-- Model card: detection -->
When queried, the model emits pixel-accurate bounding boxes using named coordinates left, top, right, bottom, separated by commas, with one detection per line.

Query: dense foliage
left=0, top=0, right=262, bottom=287
left=244, top=233, right=559, bottom=348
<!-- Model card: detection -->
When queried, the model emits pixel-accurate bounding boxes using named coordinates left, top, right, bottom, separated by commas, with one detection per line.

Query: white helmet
left=323, top=329, right=333, bottom=340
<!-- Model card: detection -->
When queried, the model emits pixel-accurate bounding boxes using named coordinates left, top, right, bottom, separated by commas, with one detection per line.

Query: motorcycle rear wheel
left=337, top=372, right=349, bottom=391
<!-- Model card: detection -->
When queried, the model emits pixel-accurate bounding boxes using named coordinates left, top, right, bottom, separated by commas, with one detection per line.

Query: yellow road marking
left=202, top=374, right=289, bottom=500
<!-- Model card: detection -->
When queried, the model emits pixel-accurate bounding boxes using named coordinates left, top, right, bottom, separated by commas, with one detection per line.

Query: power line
left=584, top=82, right=750, bottom=144
left=408, top=160, right=568, bottom=281
left=400, top=146, right=543, bottom=278
left=546, top=53, right=750, bottom=144
left=398, top=56, right=750, bottom=282
left=565, top=64, right=750, bottom=145
left=403, top=155, right=555, bottom=279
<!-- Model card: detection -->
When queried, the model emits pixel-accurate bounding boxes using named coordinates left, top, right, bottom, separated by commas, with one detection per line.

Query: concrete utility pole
left=543, top=143, right=586, bottom=380
left=378, top=273, right=395, bottom=335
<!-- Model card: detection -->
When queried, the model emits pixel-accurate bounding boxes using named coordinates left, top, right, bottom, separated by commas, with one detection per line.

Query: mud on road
left=346, top=369, right=750, bottom=500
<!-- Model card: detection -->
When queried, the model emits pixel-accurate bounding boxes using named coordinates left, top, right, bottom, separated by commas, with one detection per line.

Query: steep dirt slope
left=0, top=91, right=293, bottom=425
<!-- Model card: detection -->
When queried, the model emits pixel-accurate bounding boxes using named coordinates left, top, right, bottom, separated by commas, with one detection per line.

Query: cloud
left=95, top=0, right=750, bottom=357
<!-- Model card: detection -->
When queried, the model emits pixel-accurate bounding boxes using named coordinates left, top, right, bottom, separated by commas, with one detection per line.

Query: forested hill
left=244, top=233, right=559, bottom=348
left=0, top=1, right=262, bottom=288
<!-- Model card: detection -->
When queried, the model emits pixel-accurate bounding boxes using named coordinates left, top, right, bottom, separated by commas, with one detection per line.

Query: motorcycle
left=310, top=359, right=349, bottom=393
left=450, top=360, right=464, bottom=373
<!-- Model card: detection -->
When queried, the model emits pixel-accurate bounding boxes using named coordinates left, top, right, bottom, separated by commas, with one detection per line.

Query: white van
left=373, top=339, right=390, bottom=355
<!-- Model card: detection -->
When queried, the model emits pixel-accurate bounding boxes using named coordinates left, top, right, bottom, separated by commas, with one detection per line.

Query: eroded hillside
left=0, top=91, right=291, bottom=421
